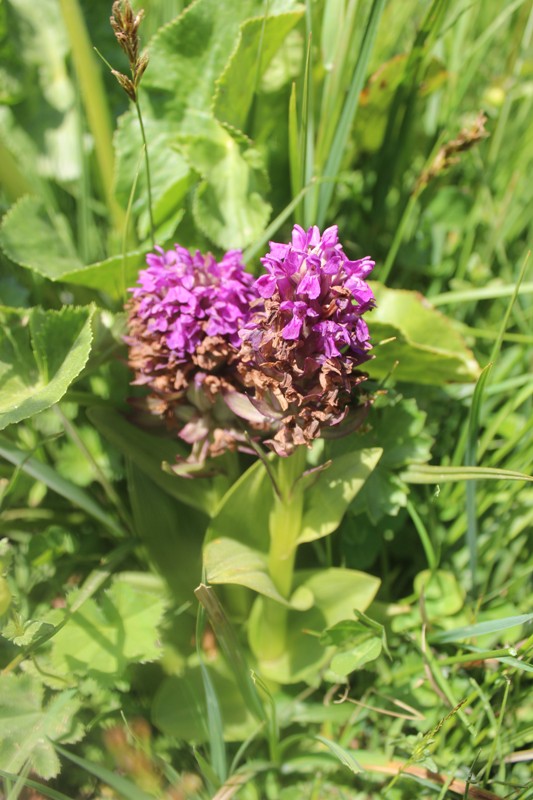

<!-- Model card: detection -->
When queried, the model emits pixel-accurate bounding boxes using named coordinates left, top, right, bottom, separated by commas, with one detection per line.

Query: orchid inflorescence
left=126, top=225, right=376, bottom=465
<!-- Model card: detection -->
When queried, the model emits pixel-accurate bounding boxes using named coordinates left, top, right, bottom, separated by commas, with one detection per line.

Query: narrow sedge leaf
left=196, top=600, right=227, bottom=785
left=465, top=363, right=493, bottom=585
left=402, top=464, right=533, bottom=483
left=431, top=614, right=533, bottom=643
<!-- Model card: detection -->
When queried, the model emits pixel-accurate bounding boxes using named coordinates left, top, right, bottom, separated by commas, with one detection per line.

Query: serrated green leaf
left=298, top=449, right=382, bottom=543
left=48, top=573, right=167, bottom=685
left=143, top=0, right=272, bottom=103
left=58, top=251, right=146, bottom=298
left=114, top=112, right=192, bottom=241
left=0, top=196, right=82, bottom=279
left=214, top=11, right=304, bottom=131
left=0, top=674, right=82, bottom=780
left=180, top=115, right=271, bottom=248
left=0, top=305, right=94, bottom=430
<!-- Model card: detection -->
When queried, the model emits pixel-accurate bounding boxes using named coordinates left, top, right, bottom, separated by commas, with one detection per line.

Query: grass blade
left=431, top=613, right=533, bottom=643
left=0, top=435, right=125, bottom=538
left=317, top=0, right=386, bottom=226
left=402, top=464, right=533, bottom=484
left=465, top=363, right=493, bottom=589
left=54, top=745, right=154, bottom=800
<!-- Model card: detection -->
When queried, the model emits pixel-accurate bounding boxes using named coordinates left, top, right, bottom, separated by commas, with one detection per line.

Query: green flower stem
left=59, top=0, right=125, bottom=235
left=134, top=98, right=155, bottom=248
left=260, top=448, right=307, bottom=662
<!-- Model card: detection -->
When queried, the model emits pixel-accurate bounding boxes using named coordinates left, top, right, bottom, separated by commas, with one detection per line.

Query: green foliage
left=0, top=305, right=94, bottom=430
left=0, top=0, right=531, bottom=796
left=0, top=675, right=82, bottom=779
left=46, top=573, right=167, bottom=686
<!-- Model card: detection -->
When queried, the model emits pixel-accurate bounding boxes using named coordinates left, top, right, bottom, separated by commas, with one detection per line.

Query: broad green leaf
left=0, top=674, right=82, bottom=780
left=58, top=251, right=146, bottom=299
left=205, top=458, right=275, bottom=551
left=0, top=196, right=82, bottom=279
left=179, top=115, right=271, bottom=249
left=298, top=449, right=382, bottom=543
left=249, top=568, right=380, bottom=683
left=367, top=283, right=480, bottom=384
left=329, top=637, right=383, bottom=676
left=414, top=569, right=465, bottom=618
left=0, top=194, right=146, bottom=296
left=88, top=406, right=220, bottom=516
left=205, top=537, right=290, bottom=607
left=0, top=305, right=94, bottom=430
left=48, top=573, right=167, bottom=685
left=128, top=462, right=206, bottom=605
left=143, top=0, right=281, bottom=104
left=213, top=11, right=304, bottom=131
left=114, top=112, right=192, bottom=241
left=296, top=569, right=381, bottom=626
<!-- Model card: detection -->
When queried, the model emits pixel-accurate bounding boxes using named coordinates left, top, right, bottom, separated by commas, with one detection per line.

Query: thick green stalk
left=260, top=448, right=307, bottom=662
left=59, top=0, right=125, bottom=234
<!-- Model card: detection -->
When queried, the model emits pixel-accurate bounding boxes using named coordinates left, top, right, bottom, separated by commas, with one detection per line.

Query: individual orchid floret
left=236, top=224, right=375, bottom=455
left=126, top=244, right=260, bottom=464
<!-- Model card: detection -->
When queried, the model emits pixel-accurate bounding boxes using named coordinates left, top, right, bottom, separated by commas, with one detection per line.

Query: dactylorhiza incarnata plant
left=126, top=225, right=376, bottom=466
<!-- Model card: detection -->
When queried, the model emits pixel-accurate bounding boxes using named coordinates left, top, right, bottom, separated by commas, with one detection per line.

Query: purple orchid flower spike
left=237, top=224, right=376, bottom=455
left=126, top=244, right=264, bottom=466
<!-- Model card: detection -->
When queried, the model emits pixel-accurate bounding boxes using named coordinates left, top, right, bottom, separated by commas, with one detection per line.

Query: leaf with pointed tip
left=214, top=11, right=304, bottom=131
left=0, top=305, right=94, bottom=430
left=367, top=283, right=480, bottom=384
left=0, top=675, right=82, bottom=780
left=298, top=449, right=382, bottom=543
